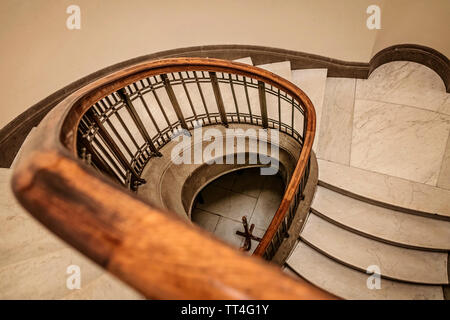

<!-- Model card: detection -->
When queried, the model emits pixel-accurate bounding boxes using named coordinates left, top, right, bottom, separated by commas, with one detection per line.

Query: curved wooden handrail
left=12, top=58, right=331, bottom=299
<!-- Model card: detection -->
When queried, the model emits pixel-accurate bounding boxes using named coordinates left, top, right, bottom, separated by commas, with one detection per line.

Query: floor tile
left=249, top=175, right=284, bottom=230
left=196, top=185, right=257, bottom=221
left=191, top=208, right=220, bottom=233
left=213, top=217, right=245, bottom=248
left=230, top=167, right=266, bottom=197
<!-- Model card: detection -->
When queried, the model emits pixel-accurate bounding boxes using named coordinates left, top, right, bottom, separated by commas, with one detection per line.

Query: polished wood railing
left=12, top=58, right=331, bottom=299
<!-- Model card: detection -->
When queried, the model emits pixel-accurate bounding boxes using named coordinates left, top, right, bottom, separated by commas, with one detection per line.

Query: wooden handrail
left=12, top=58, right=331, bottom=299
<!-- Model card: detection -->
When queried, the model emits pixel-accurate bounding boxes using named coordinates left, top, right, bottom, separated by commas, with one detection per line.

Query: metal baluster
left=209, top=72, right=228, bottom=127
left=179, top=72, right=198, bottom=120
left=104, top=118, right=134, bottom=158
left=136, top=92, right=162, bottom=139
left=147, top=77, right=173, bottom=133
left=258, top=81, right=268, bottom=129
left=78, top=134, right=123, bottom=185
left=193, top=71, right=210, bottom=122
left=160, top=74, right=189, bottom=131
left=102, top=97, right=141, bottom=151
left=117, top=88, right=162, bottom=157
left=87, top=109, right=145, bottom=186
left=243, top=77, right=253, bottom=124
left=291, top=96, right=295, bottom=136
left=228, top=74, right=240, bottom=123
left=278, top=88, right=281, bottom=130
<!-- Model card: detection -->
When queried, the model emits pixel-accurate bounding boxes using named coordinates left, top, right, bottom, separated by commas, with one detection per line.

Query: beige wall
left=0, top=0, right=447, bottom=129
left=373, top=0, right=450, bottom=56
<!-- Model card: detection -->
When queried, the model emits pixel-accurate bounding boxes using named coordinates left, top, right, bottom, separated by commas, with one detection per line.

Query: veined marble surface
left=437, top=133, right=450, bottom=190
left=356, top=61, right=450, bottom=115
left=351, top=100, right=450, bottom=185
left=317, top=78, right=355, bottom=165
left=291, top=69, right=327, bottom=151
left=287, top=242, right=444, bottom=300
left=301, top=213, right=448, bottom=284
left=318, top=159, right=450, bottom=217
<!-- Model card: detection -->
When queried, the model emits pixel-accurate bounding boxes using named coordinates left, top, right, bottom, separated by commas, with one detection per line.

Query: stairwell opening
left=191, top=167, right=286, bottom=253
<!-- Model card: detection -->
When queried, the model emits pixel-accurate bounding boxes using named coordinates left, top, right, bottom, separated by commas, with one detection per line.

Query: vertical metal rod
left=92, top=136, right=127, bottom=180
left=291, top=97, right=295, bottom=136
left=79, top=134, right=123, bottom=185
left=148, top=79, right=172, bottom=131
left=243, top=77, right=253, bottom=124
left=258, top=81, right=268, bottom=129
left=113, top=111, right=140, bottom=150
left=278, top=88, right=281, bottom=130
left=101, top=97, right=140, bottom=150
left=117, top=88, right=161, bottom=156
left=82, top=114, right=127, bottom=179
left=160, top=74, right=189, bottom=131
left=228, top=74, right=240, bottom=123
left=87, top=109, right=144, bottom=184
left=179, top=72, right=198, bottom=120
left=137, top=94, right=161, bottom=135
left=194, top=71, right=210, bottom=120
left=104, top=118, right=133, bottom=158
left=209, top=72, right=228, bottom=127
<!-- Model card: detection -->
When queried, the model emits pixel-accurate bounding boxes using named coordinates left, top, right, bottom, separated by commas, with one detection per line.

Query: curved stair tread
left=0, top=168, right=67, bottom=268
left=256, top=61, right=292, bottom=82
left=61, top=273, right=143, bottom=300
left=311, top=186, right=450, bottom=251
left=301, top=213, right=448, bottom=284
left=0, top=247, right=104, bottom=299
left=291, top=69, right=328, bottom=151
left=317, top=159, right=450, bottom=218
left=286, top=242, right=444, bottom=300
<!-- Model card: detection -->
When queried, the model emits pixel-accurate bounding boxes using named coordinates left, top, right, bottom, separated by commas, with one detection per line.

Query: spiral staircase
left=0, top=53, right=449, bottom=299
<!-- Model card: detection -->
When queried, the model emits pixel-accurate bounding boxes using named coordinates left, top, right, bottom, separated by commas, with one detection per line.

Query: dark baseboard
left=1, top=44, right=448, bottom=168
left=370, top=44, right=450, bottom=92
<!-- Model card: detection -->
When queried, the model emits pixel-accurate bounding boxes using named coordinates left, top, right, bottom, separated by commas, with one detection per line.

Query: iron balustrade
left=76, top=64, right=311, bottom=260
left=12, top=58, right=328, bottom=299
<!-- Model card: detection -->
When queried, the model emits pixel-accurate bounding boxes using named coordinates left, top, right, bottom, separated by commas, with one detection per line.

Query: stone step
left=318, top=159, right=450, bottom=219
left=301, top=213, right=448, bottom=284
left=0, top=247, right=104, bottom=299
left=0, top=168, right=68, bottom=268
left=0, top=169, right=115, bottom=299
left=11, top=127, right=36, bottom=169
left=291, top=69, right=328, bottom=151
left=286, top=242, right=444, bottom=300
left=61, top=272, right=143, bottom=300
left=254, top=61, right=296, bottom=133
left=311, top=185, right=450, bottom=251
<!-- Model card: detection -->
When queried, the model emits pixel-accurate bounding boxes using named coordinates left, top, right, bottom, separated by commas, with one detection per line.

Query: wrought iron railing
left=12, top=58, right=326, bottom=299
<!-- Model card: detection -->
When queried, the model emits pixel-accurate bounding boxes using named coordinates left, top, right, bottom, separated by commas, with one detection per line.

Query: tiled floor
left=192, top=167, right=285, bottom=253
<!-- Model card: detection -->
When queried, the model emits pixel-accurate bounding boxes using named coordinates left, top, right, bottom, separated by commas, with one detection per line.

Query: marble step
left=257, top=61, right=293, bottom=129
left=10, top=127, right=36, bottom=169
left=318, top=159, right=450, bottom=219
left=256, top=61, right=292, bottom=81
left=301, top=213, right=448, bottom=284
left=291, top=69, right=328, bottom=151
left=0, top=168, right=69, bottom=268
left=0, top=169, right=117, bottom=299
left=311, top=185, right=450, bottom=251
left=0, top=246, right=105, bottom=299
left=61, top=272, right=143, bottom=300
left=286, top=242, right=444, bottom=300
